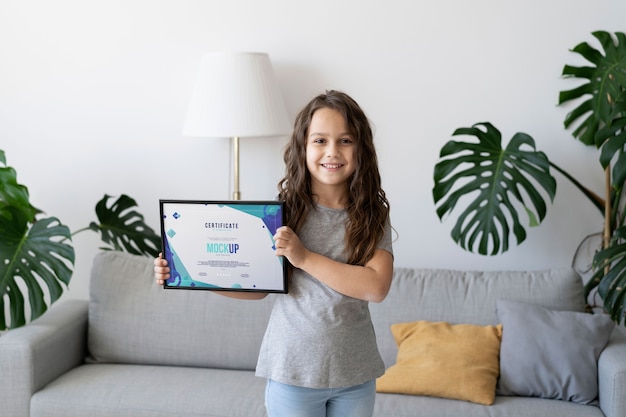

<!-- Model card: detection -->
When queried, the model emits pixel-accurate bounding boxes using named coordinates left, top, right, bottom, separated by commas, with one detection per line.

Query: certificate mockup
left=159, top=200, right=287, bottom=293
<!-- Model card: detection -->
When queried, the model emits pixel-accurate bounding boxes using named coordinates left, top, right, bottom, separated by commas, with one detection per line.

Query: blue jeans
left=265, top=379, right=376, bottom=417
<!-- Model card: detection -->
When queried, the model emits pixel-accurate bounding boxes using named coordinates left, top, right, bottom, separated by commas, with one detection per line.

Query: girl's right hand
left=154, top=253, right=170, bottom=286
left=273, top=226, right=309, bottom=268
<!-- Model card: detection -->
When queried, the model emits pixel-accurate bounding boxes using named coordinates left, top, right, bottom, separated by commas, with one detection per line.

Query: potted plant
left=432, top=31, right=626, bottom=325
left=0, top=149, right=160, bottom=330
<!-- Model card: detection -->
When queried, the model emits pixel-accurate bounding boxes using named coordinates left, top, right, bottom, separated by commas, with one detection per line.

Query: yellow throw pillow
left=376, top=321, right=503, bottom=405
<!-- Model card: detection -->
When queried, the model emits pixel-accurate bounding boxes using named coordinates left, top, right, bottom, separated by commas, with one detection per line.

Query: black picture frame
left=159, top=199, right=287, bottom=293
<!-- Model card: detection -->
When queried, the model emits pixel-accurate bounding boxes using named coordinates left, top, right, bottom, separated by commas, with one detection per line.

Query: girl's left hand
left=273, top=226, right=308, bottom=268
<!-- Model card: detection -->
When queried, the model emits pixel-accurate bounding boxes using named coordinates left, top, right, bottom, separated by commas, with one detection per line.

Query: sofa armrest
left=0, top=299, right=88, bottom=417
left=598, top=329, right=626, bottom=417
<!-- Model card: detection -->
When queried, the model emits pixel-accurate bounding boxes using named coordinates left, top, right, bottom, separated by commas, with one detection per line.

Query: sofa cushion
left=88, top=251, right=275, bottom=369
left=30, top=364, right=267, bottom=417
left=496, top=298, right=615, bottom=404
left=376, top=321, right=502, bottom=405
left=369, top=268, right=585, bottom=369
left=373, top=393, right=608, bottom=417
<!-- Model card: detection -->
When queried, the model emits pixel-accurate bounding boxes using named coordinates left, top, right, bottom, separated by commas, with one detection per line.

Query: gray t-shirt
left=255, top=204, right=394, bottom=388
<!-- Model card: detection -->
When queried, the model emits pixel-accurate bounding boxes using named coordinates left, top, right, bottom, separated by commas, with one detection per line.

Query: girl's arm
left=153, top=255, right=268, bottom=300
left=273, top=227, right=393, bottom=303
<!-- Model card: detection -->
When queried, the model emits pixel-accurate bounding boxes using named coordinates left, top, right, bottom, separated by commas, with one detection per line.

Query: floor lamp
left=182, top=52, right=291, bottom=200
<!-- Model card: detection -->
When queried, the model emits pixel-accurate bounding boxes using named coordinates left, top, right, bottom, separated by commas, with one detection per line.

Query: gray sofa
left=1, top=251, right=624, bottom=417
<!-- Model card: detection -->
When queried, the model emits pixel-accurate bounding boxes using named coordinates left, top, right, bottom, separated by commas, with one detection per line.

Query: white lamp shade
left=182, top=52, right=291, bottom=138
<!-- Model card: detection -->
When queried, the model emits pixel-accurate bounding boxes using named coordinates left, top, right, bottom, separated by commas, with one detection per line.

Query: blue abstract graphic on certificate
left=223, top=203, right=282, bottom=236
left=163, top=233, right=219, bottom=288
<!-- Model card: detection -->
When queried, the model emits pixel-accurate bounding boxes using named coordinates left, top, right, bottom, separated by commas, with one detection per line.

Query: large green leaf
left=588, top=225, right=626, bottom=325
left=0, top=209, right=75, bottom=330
left=88, top=194, right=160, bottom=257
left=433, top=122, right=556, bottom=255
left=0, top=152, right=75, bottom=330
left=559, top=31, right=626, bottom=191
left=598, top=114, right=626, bottom=185
left=1, top=150, right=159, bottom=330
left=0, top=153, right=40, bottom=223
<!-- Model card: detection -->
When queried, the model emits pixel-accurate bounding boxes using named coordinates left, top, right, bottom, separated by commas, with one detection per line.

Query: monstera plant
left=433, top=31, right=626, bottom=325
left=0, top=149, right=160, bottom=330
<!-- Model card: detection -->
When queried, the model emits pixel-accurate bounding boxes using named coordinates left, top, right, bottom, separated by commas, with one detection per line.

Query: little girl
left=155, top=90, right=393, bottom=417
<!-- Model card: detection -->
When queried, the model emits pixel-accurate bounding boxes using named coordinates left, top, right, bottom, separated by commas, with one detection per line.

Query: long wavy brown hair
left=278, top=90, right=390, bottom=266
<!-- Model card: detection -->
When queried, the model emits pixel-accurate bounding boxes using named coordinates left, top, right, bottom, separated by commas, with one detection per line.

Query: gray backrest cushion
left=88, top=252, right=585, bottom=372
left=87, top=251, right=275, bottom=370
left=369, top=267, right=585, bottom=368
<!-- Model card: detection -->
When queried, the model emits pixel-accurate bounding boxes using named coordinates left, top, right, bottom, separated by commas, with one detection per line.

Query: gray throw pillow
left=496, top=298, right=615, bottom=404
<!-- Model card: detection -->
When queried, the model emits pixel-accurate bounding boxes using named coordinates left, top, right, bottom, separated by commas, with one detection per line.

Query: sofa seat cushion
left=30, top=364, right=267, bottom=417
left=88, top=251, right=275, bottom=369
left=373, top=393, right=605, bottom=417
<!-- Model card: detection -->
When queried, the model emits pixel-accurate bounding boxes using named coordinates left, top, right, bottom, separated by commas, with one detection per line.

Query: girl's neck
left=315, top=198, right=346, bottom=210
left=312, top=185, right=349, bottom=209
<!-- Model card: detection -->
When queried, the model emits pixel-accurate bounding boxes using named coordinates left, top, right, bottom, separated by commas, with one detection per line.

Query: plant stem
left=549, top=161, right=605, bottom=214
left=59, top=226, right=92, bottom=243
left=70, top=227, right=92, bottom=237
left=604, top=167, right=612, bottom=250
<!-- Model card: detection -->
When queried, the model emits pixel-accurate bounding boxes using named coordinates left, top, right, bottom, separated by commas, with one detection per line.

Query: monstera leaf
left=433, top=122, right=557, bottom=255
left=0, top=150, right=39, bottom=223
left=558, top=31, right=626, bottom=325
left=0, top=153, right=75, bottom=330
left=588, top=225, right=626, bottom=324
left=88, top=194, right=160, bottom=257
left=559, top=31, right=626, bottom=186
left=431, top=32, right=626, bottom=324
left=1, top=150, right=160, bottom=330
left=0, top=214, right=74, bottom=330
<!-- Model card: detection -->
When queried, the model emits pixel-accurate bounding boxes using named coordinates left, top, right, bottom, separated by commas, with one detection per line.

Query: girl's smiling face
left=306, top=107, right=357, bottom=197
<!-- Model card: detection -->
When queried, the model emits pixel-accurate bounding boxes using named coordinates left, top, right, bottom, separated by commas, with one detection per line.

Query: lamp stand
left=232, top=136, right=241, bottom=200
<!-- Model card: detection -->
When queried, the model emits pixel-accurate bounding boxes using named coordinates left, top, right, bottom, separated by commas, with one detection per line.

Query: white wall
left=1, top=0, right=623, bottom=302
